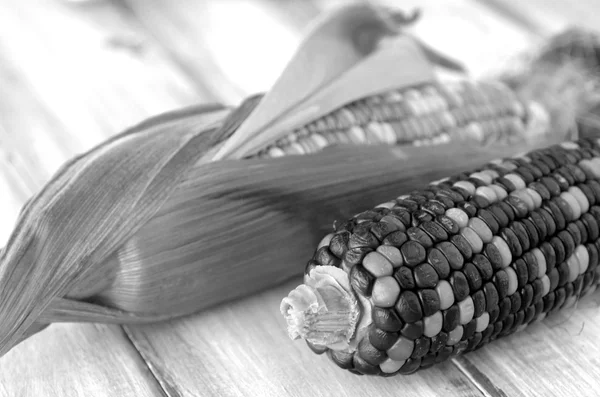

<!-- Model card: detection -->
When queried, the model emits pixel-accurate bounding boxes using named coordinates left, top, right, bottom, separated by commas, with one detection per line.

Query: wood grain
left=125, top=279, right=484, bottom=397
left=0, top=323, right=164, bottom=397
left=122, top=0, right=316, bottom=104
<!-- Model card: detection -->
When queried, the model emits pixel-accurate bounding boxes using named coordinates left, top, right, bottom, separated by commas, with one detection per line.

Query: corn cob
left=257, top=80, right=530, bottom=158
left=281, top=137, right=600, bottom=376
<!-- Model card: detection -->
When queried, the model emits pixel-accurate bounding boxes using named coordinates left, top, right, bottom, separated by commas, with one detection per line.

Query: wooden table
left=1, top=0, right=599, bottom=396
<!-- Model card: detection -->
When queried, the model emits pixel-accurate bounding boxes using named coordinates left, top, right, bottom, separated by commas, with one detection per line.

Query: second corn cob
left=281, top=137, right=600, bottom=376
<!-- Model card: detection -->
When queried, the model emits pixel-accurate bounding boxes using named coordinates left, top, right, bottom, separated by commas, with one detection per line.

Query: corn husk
left=0, top=5, right=596, bottom=357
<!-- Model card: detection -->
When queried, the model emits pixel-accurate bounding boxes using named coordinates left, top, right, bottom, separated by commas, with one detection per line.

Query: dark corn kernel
left=431, top=197, right=453, bottom=212
left=524, top=305, right=536, bottom=324
left=467, top=332, right=483, bottom=351
left=373, top=307, right=404, bottom=332
left=539, top=208, right=557, bottom=236
left=557, top=230, right=576, bottom=259
left=498, top=297, right=511, bottom=321
left=450, top=271, right=470, bottom=301
left=554, top=196, right=575, bottom=223
left=554, top=288, right=567, bottom=310
left=396, top=199, right=419, bottom=212
left=350, top=264, right=375, bottom=296
left=471, top=196, right=491, bottom=209
left=401, top=241, right=427, bottom=267
left=353, top=354, right=382, bottom=375
left=462, top=320, right=477, bottom=341
left=494, top=270, right=510, bottom=300
left=546, top=201, right=566, bottom=231
left=498, top=201, right=517, bottom=223
left=315, top=247, right=341, bottom=267
left=369, top=326, right=399, bottom=351
left=344, top=247, right=372, bottom=267
left=435, top=346, right=453, bottom=364
left=412, top=210, right=434, bottom=227
left=420, top=221, right=449, bottom=243
left=411, top=337, right=431, bottom=359
left=306, top=340, right=328, bottom=355
left=489, top=307, right=500, bottom=324
left=399, top=358, right=421, bottom=375
left=551, top=173, right=570, bottom=192
left=435, top=215, right=460, bottom=235
left=329, top=350, right=354, bottom=369
left=478, top=210, right=500, bottom=234
left=473, top=290, right=487, bottom=317
left=450, top=234, right=473, bottom=260
left=329, top=231, right=350, bottom=258
left=463, top=262, right=483, bottom=291
left=472, top=254, right=494, bottom=281
left=489, top=204, right=510, bottom=228
left=393, top=266, right=416, bottom=290
left=427, top=248, right=451, bottom=279
left=505, top=195, right=529, bottom=219
left=419, top=289, right=441, bottom=316
left=521, top=219, right=540, bottom=248
left=578, top=184, right=596, bottom=206
left=574, top=221, right=587, bottom=244
left=528, top=211, right=547, bottom=241
left=438, top=241, right=465, bottom=270
left=371, top=222, right=399, bottom=241
left=540, top=176, right=562, bottom=196
left=348, top=227, right=379, bottom=249
left=458, top=201, right=478, bottom=217
left=540, top=242, right=557, bottom=271
left=529, top=181, right=551, bottom=201
left=401, top=321, right=424, bottom=340
left=499, top=227, right=523, bottom=257
left=484, top=282, right=500, bottom=312
left=483, top=243, right=504, bottom=271
left=550, top=237, right=566, bottom=264
left=383, top=231, right=408, bottom=247
left=548, top=268, right=559, bottom=291
left=407, top=227, right=434, bottom=249
left=443, top=305, right=460, bottom=332
left=358, top=337, right=387, bottom=366
left=556, top=167, right=575, bottom=186
left=522, top=252, right=539, bottom=283
left=395, top=291, right=423, bottom=323
left=511, top=222, right=531, bottom=252
left=521, top=284, right=534, bottom=308
left=509, top=291, right=522, bottom=313
left=583, top=213, right=600, bottom=240
left=414, top=263, right=440, bottom=289
left=430, top=332, right=449, bottom=353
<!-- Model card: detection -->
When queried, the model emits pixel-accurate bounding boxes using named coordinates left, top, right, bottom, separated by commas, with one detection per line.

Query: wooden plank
left=0, top=0, right=202, bottom=159
left=125, top=279, right=485, bottom=397
left=122, top=0, right=318, bottom=104
left=0, top=322, right=164, bottom=397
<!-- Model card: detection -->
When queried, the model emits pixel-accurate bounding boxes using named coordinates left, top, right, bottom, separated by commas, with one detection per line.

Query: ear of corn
left=281, top=137, right=600, bottom=376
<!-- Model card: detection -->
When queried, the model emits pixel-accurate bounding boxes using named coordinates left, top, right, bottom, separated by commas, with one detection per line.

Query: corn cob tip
left=280, top=266, right=363, bottom=349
